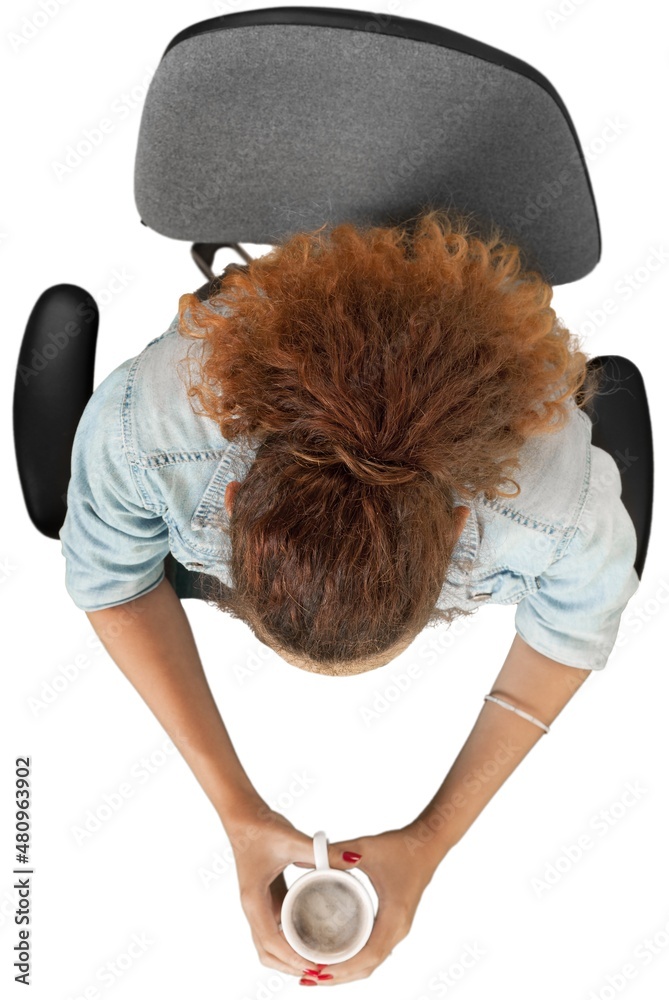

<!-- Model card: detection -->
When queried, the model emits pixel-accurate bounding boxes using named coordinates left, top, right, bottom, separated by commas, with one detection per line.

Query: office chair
left=13, top=6, right=653, bottom=605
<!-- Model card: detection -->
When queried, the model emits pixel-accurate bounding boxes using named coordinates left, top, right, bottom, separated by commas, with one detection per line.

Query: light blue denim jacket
left=59, top=310, right=640, bottom=670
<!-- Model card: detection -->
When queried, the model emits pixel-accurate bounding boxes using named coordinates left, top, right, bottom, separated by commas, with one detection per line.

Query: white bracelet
left=483, top=694, right=550, bottom=734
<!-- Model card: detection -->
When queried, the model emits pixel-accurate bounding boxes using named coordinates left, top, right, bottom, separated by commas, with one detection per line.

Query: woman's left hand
left=295, top=826, right=441, bottom=987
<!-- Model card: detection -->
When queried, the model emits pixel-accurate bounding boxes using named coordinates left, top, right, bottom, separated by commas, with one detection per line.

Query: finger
left=242, top=886, right=310, bottom=977
left=268, top=871, right=288, bottom=925
left=311, top=898, right=399, bottom=985
left=325, top=839, right=366, bottom=872
left=289, top=836, right=365, bottom=871
left=276, top=829, right=330, bottom=870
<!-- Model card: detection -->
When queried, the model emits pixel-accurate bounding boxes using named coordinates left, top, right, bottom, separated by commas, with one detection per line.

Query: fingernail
left=303, top=969, right=321, bottom=976
left=299, top=978, right=317, bottom=985
left=317, top=974, right=334, bottom=980
left=315, top=964, right=328, bottom=969
left=342, top=851, right=362, bottom=862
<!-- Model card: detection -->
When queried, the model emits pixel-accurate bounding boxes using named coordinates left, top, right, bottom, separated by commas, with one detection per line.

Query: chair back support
left=135, top=6, right=600, bottom=285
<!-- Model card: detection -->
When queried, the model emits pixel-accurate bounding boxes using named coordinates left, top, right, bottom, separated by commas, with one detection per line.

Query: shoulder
left=478, top=398, right=592, bottom=540
left=459, top=398, right=594, bottom=587
left=121, top=313, right=226, bottom=462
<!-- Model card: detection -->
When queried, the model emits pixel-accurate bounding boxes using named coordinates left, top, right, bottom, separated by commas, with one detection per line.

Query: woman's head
left=176, top=208, right=601, bottom=676
left=221, top=480, right=471, bottom=675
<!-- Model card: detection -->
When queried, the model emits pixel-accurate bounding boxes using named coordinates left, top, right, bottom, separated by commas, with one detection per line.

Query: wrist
left=216, top=790, right=271, bottom=834
left=219, top=799, right=299, bottom=860
left=400, top=818, right=452, bottom=874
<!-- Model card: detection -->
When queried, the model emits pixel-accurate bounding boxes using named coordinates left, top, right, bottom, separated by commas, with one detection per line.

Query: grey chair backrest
left=135, top=6, right=600, bottom=285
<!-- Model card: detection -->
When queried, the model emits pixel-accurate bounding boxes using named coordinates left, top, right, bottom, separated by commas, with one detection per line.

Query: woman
left=59, top=209, right=639, bottom=987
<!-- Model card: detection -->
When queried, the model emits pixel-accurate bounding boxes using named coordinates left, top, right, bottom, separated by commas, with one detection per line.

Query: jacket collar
left=448, top=500, right=481, bottom=581
left=192, top=453, right=481, bottom=579
left=190, top=441, right=258, bottom=530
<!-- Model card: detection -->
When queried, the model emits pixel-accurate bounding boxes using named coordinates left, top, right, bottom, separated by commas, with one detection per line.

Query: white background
left=2, top=1, right=668, bottom=998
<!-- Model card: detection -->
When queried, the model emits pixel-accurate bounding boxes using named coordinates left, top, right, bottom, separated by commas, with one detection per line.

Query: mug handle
left=313, top=830, right=330, bottom=871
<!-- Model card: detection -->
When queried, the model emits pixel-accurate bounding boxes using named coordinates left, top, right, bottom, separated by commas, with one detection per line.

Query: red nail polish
left=299, top=979, right=317, bottom=985
left=304, top=969, right=321, bottom=976
left=342, top=851, right=362, bottom=862
left=315, top=964, right=328, bottom=969
left=317, top=974, right=334, bottom=980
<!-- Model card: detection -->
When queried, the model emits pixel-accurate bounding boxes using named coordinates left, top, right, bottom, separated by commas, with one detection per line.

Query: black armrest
left=582, top=355, right=653, bottom=580
left=13, top=284, right=99, bottom=539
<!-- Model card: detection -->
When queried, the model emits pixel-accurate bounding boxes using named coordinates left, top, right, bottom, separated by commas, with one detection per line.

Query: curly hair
left=175, top=208, right=602, bottom=674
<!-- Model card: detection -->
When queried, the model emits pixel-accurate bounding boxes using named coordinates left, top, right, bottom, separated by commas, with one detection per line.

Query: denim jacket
left=59, top=310, right=640, bottom=670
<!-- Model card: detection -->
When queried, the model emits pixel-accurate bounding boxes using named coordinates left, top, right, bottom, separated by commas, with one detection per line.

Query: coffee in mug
left=280, top=831, right=376, bottom=965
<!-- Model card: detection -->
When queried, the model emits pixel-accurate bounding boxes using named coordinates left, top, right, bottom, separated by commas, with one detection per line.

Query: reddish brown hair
left=176, top=208, right=601, bottom=671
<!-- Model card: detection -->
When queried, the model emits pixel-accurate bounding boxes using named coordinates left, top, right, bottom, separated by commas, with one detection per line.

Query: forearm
left=404, top=632, right=592, bottom=867
left=86, top=575, right=265, bottom=833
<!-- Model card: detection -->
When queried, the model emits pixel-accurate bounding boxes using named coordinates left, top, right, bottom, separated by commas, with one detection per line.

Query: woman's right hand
left=226, top=805, right=328, bottom=978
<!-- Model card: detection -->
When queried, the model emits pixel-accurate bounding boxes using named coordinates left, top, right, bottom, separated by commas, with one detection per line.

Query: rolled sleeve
left=58, top=361, right=170, bottom=612
left=514, top=446, right=640, bottom=670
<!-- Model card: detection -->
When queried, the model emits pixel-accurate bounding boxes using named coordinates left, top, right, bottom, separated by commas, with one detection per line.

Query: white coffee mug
left=280, top=830, right=376, bottom=965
